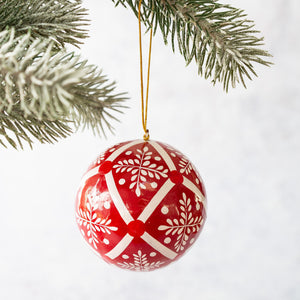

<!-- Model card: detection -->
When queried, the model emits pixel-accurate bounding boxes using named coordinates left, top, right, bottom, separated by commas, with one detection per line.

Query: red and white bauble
left=75, top=140, right=207, bottom=271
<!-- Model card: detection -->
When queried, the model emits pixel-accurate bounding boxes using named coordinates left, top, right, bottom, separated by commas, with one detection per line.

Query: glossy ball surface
left=75, top=140, right=207, bottom=271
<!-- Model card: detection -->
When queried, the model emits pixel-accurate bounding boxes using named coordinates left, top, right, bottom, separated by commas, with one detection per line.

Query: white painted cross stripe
left=141, top=232, right=178, bottom=260
left=78, top=140, right=192, bottom=261
left=149, top=141, right=176, bottom=171
left=76, top=166, right=100, bottom=209
left=182, top=177, right=207, bottom=211
left=105, top=234, right=134, bottom=259
left=107, top=139, right=143, bottom=162
left=77, top=140, right=143, bottom=211
left=105, top=172, right=134, bottom=224
left=80, top=166, right=99, bottom=186
left=137, top=179, right=174, bottom=222
left=79, top=140, right=144, bottom=193
left=104, top=178, right=177, bottom=261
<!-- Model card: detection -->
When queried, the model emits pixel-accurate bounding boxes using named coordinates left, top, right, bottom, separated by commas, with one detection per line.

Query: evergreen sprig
left=0, top=107, right=71, bottom=149
left=0, top=0, right=272, bottom=149
left=0, top=29, right=126, bottom=149
left=0, top=0, right=126, bottom=149
left=114, top=0, right=272, bottom=91
left=0, top=0, right=89, bottom=48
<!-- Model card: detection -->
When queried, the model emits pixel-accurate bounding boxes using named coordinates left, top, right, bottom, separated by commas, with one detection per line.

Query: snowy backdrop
left=0, top=0, right=299, bottom=299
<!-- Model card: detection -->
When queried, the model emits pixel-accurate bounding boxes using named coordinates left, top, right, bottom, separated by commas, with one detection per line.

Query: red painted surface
left=75, top=140, right=207, bottom=271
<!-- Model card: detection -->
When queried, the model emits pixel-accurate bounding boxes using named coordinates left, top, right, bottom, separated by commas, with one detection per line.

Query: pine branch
left=0, top=0, right=89, bottom=48
left=0, top=106, right=71, bottom=149
left=114, top=0, right=272, bottom=91
left=0, top=29, right=126, bottom=149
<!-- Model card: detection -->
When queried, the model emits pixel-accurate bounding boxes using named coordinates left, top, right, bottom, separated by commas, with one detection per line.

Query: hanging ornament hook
left=138, top=0, right=153, bottom=141
left=143, top=129, right=150, bottom=141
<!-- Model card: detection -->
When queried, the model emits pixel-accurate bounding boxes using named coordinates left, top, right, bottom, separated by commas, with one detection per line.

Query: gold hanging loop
left=138, top=0, right=153, bottom=141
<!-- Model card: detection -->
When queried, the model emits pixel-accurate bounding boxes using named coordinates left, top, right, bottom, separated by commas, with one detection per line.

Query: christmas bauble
left=75, top=139, right=207, bottom=271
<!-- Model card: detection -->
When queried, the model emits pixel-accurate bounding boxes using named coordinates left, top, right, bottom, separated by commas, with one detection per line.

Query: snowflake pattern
left=179, top=156, right=193, bottom=175
left=113, top=146, right=168, bottom=197
left=195, top=195, right=203, bottom=211
left=117, top=250, right=164, bottom=271
left=76, top=140, right=207, bottom=271
left=89, top=153, right=106, bottom=169
left=166, top=145, right=194, bottom=175
left=158, top=193, right=203, bottom=252
left=76, top=187, right=118, bottom=249
left=95, top=153, right=105, bottom=165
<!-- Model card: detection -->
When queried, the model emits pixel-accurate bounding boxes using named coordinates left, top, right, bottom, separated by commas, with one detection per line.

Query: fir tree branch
left=0, top=107, right=71, bottom=149
left=0, top=0, right=89, bottom=48
left=114, top=0, right=272, bottom=91
left=0, top=29, right=127, bottom=149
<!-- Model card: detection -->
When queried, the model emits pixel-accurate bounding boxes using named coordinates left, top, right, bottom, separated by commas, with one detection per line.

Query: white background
left=0, top=0, right=299, bottom=299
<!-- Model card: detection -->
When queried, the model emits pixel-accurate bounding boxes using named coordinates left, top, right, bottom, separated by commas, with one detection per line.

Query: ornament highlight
left=75, top=140, right=207, bottom=271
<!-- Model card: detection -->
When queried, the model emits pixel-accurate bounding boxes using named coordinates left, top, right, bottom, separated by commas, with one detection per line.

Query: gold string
left=138, top=0, right=153, bottom=141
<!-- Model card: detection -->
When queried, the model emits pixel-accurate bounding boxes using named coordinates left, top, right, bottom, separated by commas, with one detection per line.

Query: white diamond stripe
left=182, top=177, right=207, bottom=211
left=79, top=141, right=180, bottom=261
left=107, top=140, right=143, bottom=162
left=137, top=179, right=174, bottom=222
left=149, top=141, right=176, bottom=171
left=80, top=166, right=99, bottom=186
left=105, top=172, right=134, bottom=224
left=141, top=232, right=178, bottom=260
left=105, top=234, right=134, bottom=259
left=104, top=177, right=177, bottom=261
left=78, top=140, right=143, bottom=199
left=76, top=187, right=84, bottom=211
left=76, top=166, right=100, bottom=209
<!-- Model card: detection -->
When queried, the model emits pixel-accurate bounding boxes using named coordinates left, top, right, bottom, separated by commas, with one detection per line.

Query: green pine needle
left=0, top=0, right=89, bottom=48
left=0, top=107, right=72, bottom=149
left=114, top=0, right=272, bottom=91
left=0, top=0, right=272, bottom=149
left=0, top=29, right=127, bottom=149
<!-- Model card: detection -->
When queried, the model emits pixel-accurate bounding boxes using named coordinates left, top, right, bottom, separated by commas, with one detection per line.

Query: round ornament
left=75, top=139, right=207, bottom=271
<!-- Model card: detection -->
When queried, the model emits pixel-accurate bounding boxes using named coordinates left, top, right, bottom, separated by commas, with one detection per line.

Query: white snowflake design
left=76, top=187, right=118, bottom=249
left=178, top=156, right=193, bottom=175
left=113, top=146, right=168, bottom=197
left=117, top=250, right=164, bottom=271
left=95, top=153, right=105, bottom=165
left=165, top=145, right=194, bottom=175
left=90, top=153, right=106, bottom=168
left=158, top=193, right=203, bottom=252
left=166, top=146, right=181, bottom=159
left=195, top=195, right=203, bottom=211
